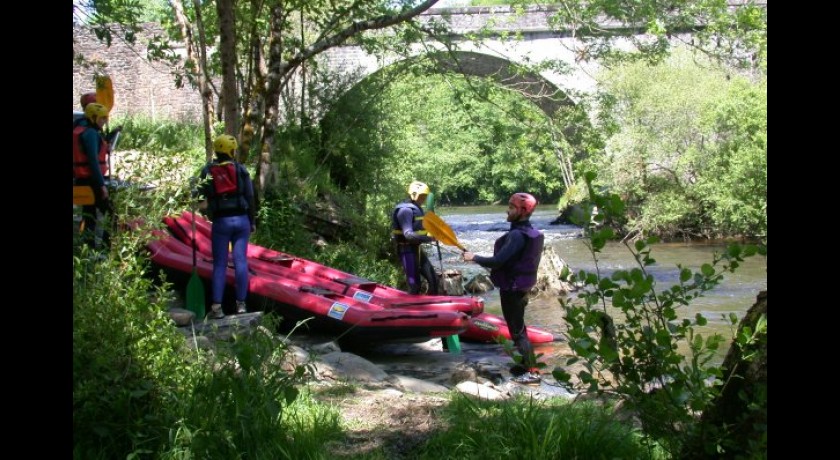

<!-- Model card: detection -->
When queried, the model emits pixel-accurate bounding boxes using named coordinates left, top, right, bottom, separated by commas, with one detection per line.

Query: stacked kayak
left=147, top=232, right=470, bottom=343
left=151, top=211, right=556, bottom=344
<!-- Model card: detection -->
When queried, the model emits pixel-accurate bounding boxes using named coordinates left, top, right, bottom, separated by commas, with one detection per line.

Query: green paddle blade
left=186, top=270, right=205, bottom=319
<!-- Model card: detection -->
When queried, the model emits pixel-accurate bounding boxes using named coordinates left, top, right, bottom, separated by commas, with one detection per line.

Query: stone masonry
left=73, top=23, right=207, bottom=122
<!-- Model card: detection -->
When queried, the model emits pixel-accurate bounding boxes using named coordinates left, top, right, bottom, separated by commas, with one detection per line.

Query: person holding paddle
left=391, top=181, right=440, bottom=296
left=463, top=192, right=545, bottom=385
left=194, top=135, right=257, bottom=319
left=73, top=102, right=114, bottom=250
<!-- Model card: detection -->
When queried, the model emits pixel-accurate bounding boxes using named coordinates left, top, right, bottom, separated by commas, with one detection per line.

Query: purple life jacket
left=489, top=225, right=544, bottom=291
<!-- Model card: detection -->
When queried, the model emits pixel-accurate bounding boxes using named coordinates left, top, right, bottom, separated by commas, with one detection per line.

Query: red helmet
left=509, top=192, right=538, bottom=215
left=80, top=92, right=97, bottom=108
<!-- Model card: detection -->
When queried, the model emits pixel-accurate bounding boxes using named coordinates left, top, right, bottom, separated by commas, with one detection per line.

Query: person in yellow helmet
left=194, top=134, right=257, bottom=319
left=76, top=92, right=122, bottom=142
left=391, top=181, right=440, bottom=295
left=73, top=102, right=113, bottom=250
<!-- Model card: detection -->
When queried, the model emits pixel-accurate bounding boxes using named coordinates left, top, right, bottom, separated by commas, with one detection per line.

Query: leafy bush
left=73, top=245, right=195, bottom=457
left=555, top=171, right=766, bottom=457
left=595, top=48, right=766, bottom=239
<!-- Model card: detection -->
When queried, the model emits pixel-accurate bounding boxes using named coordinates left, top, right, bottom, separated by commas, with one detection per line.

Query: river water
left=426, top=205, right=768, bottom=367
left=340, top=205, right=765, bottom=379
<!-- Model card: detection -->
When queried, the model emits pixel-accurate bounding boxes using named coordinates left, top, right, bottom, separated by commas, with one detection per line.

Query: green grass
left=417, top=394, right=665, bottom=460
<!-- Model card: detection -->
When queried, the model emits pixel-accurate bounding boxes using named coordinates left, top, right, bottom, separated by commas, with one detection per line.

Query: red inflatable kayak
left=461, top=313, right=558, bottom=344
left=160, top=212, right=557, bottom=344
left=147, top=233, right=470, bottom=343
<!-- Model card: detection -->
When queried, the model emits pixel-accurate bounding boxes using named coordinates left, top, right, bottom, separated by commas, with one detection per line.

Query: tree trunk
left=191, top=0, right=216, bottom=163
left=216, top=0, right=240, bottom=146
left=249, top=0, right=442, bottom=199
left=239, top=31, right=266, bottom=166
left=255, top=3, right=287, bottom=200
left=681, top=290, right=767, bottom=459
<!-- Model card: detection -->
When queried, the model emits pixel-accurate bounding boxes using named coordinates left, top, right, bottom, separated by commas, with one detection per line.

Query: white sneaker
left=513, top=372, right=541, bottom=386
left=236, top=301, right=247, bottom=314
left=207, top=304, right=225, bottom=320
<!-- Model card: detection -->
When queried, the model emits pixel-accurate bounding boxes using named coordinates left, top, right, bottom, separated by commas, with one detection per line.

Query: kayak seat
left=299, top=286, right=336, bottom=297
left=332, top=276, right=377, bottom=290
left=259, top=255, right=295, bottom=268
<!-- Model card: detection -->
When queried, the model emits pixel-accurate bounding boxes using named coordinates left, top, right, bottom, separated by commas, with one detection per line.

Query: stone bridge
left=73, top=2, right=765, bottom=121
left=319, top=4, right=603, bottom=117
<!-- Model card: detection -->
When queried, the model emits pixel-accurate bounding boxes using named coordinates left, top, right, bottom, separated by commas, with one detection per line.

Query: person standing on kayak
left=195, top=134, right=256, bottom=319
left=463, top=193, right=545, bottom=385
left=391, top=181, right=440, bottom=295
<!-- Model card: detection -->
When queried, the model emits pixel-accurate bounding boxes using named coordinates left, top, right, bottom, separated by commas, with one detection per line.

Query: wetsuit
left=391, top=199, right=440, bottom=295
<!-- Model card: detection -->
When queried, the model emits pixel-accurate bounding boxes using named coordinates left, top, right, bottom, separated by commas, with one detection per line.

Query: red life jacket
left=72, top=124, right=108, bottom=179
left=202, top=160, right=248, bottom=217
left=209, top=161, right=238, bottom=195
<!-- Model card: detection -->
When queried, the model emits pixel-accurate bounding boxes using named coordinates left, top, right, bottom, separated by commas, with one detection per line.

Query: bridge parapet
left=420, top=1, right=766, bottom=35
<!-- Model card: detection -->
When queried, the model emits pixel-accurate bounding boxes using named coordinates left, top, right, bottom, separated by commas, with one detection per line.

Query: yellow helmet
left=213, top=134, right=238, bottom=157
left=407, top=181, right=430, bottom=201
left=84, top=103, right=109, bottom=122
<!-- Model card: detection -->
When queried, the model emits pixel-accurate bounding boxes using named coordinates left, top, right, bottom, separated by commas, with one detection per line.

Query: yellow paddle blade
left=424, top=211, right=467, bottom=252
left=95, top=75, right=114, bottom=112
left=73, top=185, right=95, bottom=205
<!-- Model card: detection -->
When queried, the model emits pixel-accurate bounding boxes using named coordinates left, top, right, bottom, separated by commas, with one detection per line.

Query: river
left=342, top=205, right=766, bottom=378
left=428, top=205, right=767, bottom=366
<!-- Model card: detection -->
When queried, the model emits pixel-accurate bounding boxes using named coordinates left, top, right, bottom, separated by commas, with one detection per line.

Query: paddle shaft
left=186, top=208, right=206, bottom=318
left=426, top=193, right=445, bottom=274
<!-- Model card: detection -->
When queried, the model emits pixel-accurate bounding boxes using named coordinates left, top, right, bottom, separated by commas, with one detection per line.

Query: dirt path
left=317, top=388, right=450, bottom=458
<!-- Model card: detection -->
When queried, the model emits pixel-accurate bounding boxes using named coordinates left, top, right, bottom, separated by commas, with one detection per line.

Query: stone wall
left=73, top=23, right=208, bottom=122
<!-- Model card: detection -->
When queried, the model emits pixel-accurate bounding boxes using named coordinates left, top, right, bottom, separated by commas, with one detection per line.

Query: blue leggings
left=211, top=214, right=251, bottom=304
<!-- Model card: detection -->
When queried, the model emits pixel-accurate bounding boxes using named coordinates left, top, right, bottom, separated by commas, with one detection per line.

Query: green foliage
left=74, top=1, right=145, bottom=44
left=595, top=48, right=766, bottom=239
left=252, top=194, right=317, bottom=258
left=695, top=78, right=767, bottom=239
left=419, top=394, right=664, bottom=459
left=115, top=115, right=206, bottom=154
left=322, top=65, right=566, bottom=208
left=73, top=226, right=343, bottom=458
left=544, top=0, right=766, bottom=71
left=162, top=316, right=342, bottom=459
left=73, top=246, right=188, bottom=458
left=557, top=172, right=766, bottom=457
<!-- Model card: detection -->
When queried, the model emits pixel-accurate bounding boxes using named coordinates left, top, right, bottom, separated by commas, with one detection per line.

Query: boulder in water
left=465, top=273, right=494, bottom=294
left=439, top=269, right=466, bottom=296
left=531, top=246, right=577, bottom=297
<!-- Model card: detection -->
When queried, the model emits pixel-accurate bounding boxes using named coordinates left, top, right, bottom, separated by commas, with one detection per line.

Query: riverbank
left=174, top=309, right=584, bottom=457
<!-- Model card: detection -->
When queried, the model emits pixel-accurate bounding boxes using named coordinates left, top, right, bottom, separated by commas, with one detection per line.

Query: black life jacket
left=391, top=200, right=428, bottom=244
